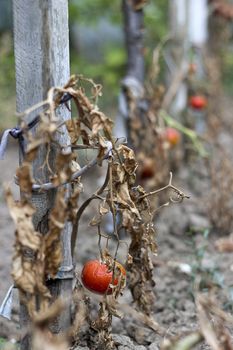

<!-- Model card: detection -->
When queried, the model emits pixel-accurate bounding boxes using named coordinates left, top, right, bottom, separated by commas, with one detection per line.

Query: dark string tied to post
left=0, top=92, right=73, bottom=160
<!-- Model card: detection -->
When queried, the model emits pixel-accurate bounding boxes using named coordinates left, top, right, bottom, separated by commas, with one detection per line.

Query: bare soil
left=0, top=97, right=233, bottom=349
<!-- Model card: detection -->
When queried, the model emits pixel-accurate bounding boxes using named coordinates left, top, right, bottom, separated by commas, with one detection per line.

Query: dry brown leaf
left=51, top=153, right=73, bottom=186
left=45, top=188, right=67, bottom=277
left=80, top=129, right=90, bottom=145
left=133, top=0, right=148, bottom=10
left=118, top=303, right=165, bottom=335
left=89, top=215, right=102, bottom=226
left=91, top=110, right=113, bottom=136
left=215, top=235, right=233, bottom=253
left=65, top=119, right=80, bottom=144
left=161, top=332, right=203, bottom=350
left=99, top=199, right=109, bottom=215
left=32, top=329, right=69, bottom=350
left=16, top=162, right=34, bottom=194
left=6, top=189, right=40, bottom=251
left=33, top=298, right=66, bottom=327
left=115, top=182, right=141, bottom=218
left=196, top=293, right=233, bottom=350
left=117, top=144, right=137, bottom=176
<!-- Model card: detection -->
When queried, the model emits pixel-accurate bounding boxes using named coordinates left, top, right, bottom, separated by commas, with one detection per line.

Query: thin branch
left=71, top=163, right=111, bottom=258
left=17, top=100, right=50, bottom=119
left=29, top=143, right=112, bottom=192
left=139, top=172, right=190, bottom=201
left=151, top=201, right=170, bottom=220
left=71, top=145, right=99, bottom=150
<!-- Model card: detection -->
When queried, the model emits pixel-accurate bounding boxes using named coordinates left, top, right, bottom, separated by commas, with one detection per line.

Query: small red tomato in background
left=164, top=127, right=181, bottom=147
left=189, top=95, right=207, bottom=110
left=81, top=260, right=126, bottom=295
left=140, top=158, right=155, bottom=180
left=188, top=63, right=197, bottom=75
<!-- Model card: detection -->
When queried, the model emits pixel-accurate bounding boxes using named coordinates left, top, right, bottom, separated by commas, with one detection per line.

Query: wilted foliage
left=6, top=75, right=188, bottom=349
left=196, top=292, right=233, bottom=350
left=207, top=150, right=233, bottom=234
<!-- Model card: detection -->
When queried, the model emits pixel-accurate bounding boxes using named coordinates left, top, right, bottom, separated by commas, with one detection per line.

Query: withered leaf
left=5, top=189, right=40, bottom=251
left=51, top=153, right=73, bottom=186
left=90, top=110, right=113, bottom=136
left=114, top=182, right=141, bottom=219
left=32, top=329, right=69, bottom=350
left=65, top=119, right=80, bottom=144
left=45, top=188, right=67, bottom=277
left=117, top=144, right=137, bottom=176
left=89, top=215, right=102, bottom=226
left=80, top=129, right=90, bottom=145
left=215, top=235, right=233, bottom=253
left=99, top=201, right=109, bottom=215
left=16, top=162, right=34, bottom=194
left=112, top=162, right=125, bottom=184
left=96, top=136, right=109, bottom=165
left=133, top=0, right=148, bottom=10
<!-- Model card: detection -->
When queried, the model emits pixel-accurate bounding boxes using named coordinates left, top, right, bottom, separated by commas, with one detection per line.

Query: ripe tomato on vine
left=189, top=95, right=207, bottom=110
left=163, top=127, right=181, bottom=147
left=81, top=260, right=126, bottom=295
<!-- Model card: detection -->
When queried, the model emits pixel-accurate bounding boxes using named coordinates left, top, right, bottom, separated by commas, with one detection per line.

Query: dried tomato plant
left=196, top=291, right=233, bottom=350
left=127, top=83, right=169, bottom=188
left=207, top=149, right=233, bottom=234
left=6, top=75, right=188, bottom=348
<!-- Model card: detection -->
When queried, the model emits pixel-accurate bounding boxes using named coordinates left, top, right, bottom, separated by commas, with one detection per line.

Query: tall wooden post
left=188, top=0, right=208, bottom=134
left=13, top=1, right=72, bottom=349
left=188, top=0, right=208, bottom=48
left=122, top=0, right=145, bottom=84
left=115, top=0, right=145, bottom=141
left=168, top=0, right=189, bottom=116
left=188, top=0, right=208, bottom=81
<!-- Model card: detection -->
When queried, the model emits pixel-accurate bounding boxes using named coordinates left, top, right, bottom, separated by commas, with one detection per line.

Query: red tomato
left=164, top=127, right=181, bottom=147
left=188, top=63, right=197, bottom=75
left=81, top=260, right=126, bottom=295
left=140, top=158, right=155, bottom=180
left=189, top=95, right=207, bottom=110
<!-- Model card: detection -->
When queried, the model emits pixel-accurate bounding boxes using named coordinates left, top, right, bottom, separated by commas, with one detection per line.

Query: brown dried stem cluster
left=209, top=0, right=233, bottom=20
left=6, top=75, right=188, bottom=349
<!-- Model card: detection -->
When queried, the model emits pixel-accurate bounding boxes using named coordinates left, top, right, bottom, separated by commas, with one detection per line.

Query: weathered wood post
left=188, top=0, right=208, bottom=49
left=115, top=0, right=145, bottom=143
left=168, top=0, right=189, bottom=117
left=188, top=0, right=208, bottom=134
left=13, top=1, right=72, bottom=349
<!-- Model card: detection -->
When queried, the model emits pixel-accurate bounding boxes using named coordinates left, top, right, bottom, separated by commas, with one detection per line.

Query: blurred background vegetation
left=0, top=0, right=168, bottom=130
left=1, top=0, right=233, bottom=130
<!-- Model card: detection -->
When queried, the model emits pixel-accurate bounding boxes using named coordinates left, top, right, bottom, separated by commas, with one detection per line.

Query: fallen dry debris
left=159, top=291, right=233, bottom=350
left=161, top=332, right=203, bottom=350
left=196, top=292, right=233, bottom=350
left=207, top=151, right=233, bottom=234
left=32, top=328, right=69, bottom=350
left=215, top=234, right=233, bottom=253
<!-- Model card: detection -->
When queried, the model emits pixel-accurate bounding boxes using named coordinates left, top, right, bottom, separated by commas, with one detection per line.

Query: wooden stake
left=168, top=0, right=189, bottom=115
left=13, top=1, right=72, bottom=349
left=116, top=0, right=145, bottom=142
